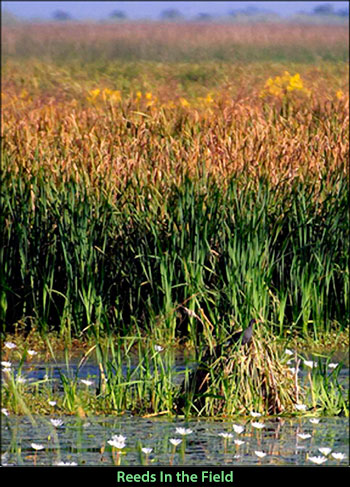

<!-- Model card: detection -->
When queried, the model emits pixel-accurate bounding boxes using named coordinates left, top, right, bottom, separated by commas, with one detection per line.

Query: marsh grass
left=2, top=334, right=347, bottom=417
left=2, top=173, right=348, bottom=342
left=1, top=22, right=348, bottom=419
left=176, top=330, right=299, bottom=416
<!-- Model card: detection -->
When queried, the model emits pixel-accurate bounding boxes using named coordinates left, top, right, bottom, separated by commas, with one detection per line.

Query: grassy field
left=1, top=23, right=349, bottom=416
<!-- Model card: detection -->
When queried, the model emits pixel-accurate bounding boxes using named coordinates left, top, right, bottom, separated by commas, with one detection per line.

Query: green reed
left=1, top=169, right=348, bottom=344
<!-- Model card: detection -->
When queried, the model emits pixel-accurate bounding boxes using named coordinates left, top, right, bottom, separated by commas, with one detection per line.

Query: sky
left=2, top=1, right=349, bottom=20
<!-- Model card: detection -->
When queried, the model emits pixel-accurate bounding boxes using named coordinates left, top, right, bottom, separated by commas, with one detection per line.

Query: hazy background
left=2, top=1, right=349, bottom=22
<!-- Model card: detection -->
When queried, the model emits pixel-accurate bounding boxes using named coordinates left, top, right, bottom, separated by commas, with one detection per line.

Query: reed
left=1, top=21, right=348, bottom=418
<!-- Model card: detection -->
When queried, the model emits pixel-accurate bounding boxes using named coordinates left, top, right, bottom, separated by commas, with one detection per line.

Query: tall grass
left=1, top=168, right=348, bottom=342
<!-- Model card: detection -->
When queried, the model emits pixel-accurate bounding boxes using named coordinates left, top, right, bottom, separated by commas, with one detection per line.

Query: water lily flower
left=251, top=422, right=265, bottom=429
left=31, top=443, right=44, bottom=451
left=154, top=345, right=164, bottom=352
left=250, top=411, right=261, bottom=417
left=304, top=360, right=316, bottom=369
left=331, top=452, right=346, bottom=461
left=50, top=419, right=63, bottom=428
left=28, top=350, right=38, bottom=356
left=295, top=404, right=307, bottom=411
left=234, top=440, right=245, bottom=446
left=318, top=448, right=332, bottom=456
left=54, top=461, right=78, bottom=466
left=110, top=434, right=126, bottom=443
left=108, top=435, right=126, bottom=449
left=169, top=438, right=182, bottom=446
left=308, top=455, right=327, bottom=465
left=297, top=433, right=311, bottom=440
left=175, top=427, right=193, bottom=435
left=328, top=363, right=338, bottom=369
left=309, top=418, right=320, bottom=424
left=254, top=451, right=266, bottom=458
left=1, top=361, right=12, bottom=368
left=285, top=349, right=294, bottom=356
left=4, top=342, right=16, bottom=350
left=232, top=424, right=244, bottom=434
left=218, top=432, right=233, bottom=439
left=48, top=401, right=57, bottom=407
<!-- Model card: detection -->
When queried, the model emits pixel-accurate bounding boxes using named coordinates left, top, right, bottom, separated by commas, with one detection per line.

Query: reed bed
left=1, top=23, right=349, bottom=417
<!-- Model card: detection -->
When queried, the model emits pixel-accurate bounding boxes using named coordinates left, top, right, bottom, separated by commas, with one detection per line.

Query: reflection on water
left=1, top=415, right=349, bottom=466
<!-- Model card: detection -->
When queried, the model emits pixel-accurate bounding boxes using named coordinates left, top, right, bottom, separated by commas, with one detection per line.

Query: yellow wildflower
left=260, top=72, right=310, bottom=98
left=19, top=89, right=29, bottom=99
left=179, top=97, right=190, bottom=107
left=145, top=92, right=152, bottom=100
left=87, top=88, right=100, bottom=103
left=336, top=90, right=344, bottom=100
left=102, top=88, right=113, bottom=101
left=89, top=88, right=100, bottom=98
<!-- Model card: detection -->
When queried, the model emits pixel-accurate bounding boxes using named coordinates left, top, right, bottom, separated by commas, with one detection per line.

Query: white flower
left=288, top=367, right=297, bottom=374
left=218, top=432, right=233, bottom=439
left=4, top=342, right=16, bottom=350
left=141, top=448, right=153, bottom=454
left=232, top=424, right=244, bottom=434
left=1, top=408, right=9, bottom=416
left=16, top=375, right=27, bottom=384
left=304, top=360, right=316, bottom=369
left=309, top=418, right=320, bottom=424
left=31, top=443, right=44, bottom=451
left=297, top=433, right=311, bottom=440
left=295, top=404, right=307, bottom=411
left=251, top=422, right=265, bottom=429
left=111, top=434, right=126, bottom=443
left=1, top=361, right=12, bottom=368
left=80, top=379, right=93, bottom=386
left=169, top=438, right=182, bottom=446
left=108, top=435, right=126, bottom=449
left=175, top=427, right=193, bottom=435
left=50, top=419, right=63, bottom=428
left=28, top=350, right=38, bottom=356
left=285, top=349, right=294, bottom=356
left=318, top=448, right=332, bottom=456
left=234, top=439, right=245, bottom=446
left=48, top=401, right=57, bottom=406
left=254, top=450, right=266, bottom=458
left=54, top=461, right=78, bottom=466
left=328, top=363, right=338, bottom=369
left=308, top=455, right=327, bottom=465
left=250, top=411, right=261, bottom=417
left=331, top=452, right=346, bottom=461
left=154, top=345, right=164, bottom=352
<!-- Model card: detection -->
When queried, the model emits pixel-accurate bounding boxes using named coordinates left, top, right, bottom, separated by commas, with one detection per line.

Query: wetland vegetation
left=1, top=22, right=349, bottom=462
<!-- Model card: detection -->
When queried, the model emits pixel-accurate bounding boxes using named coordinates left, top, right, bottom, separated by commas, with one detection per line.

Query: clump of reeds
left=176, top=331, right=298, bottom=416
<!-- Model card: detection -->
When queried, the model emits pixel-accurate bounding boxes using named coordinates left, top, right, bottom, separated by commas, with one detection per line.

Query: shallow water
left=9, top=348, right=350, bottom=388
left=1, top=415, right=349, bottom=466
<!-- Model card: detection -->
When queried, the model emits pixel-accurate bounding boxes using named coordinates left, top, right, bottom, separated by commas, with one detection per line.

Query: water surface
left=1, top=415, right=348, bottom=466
